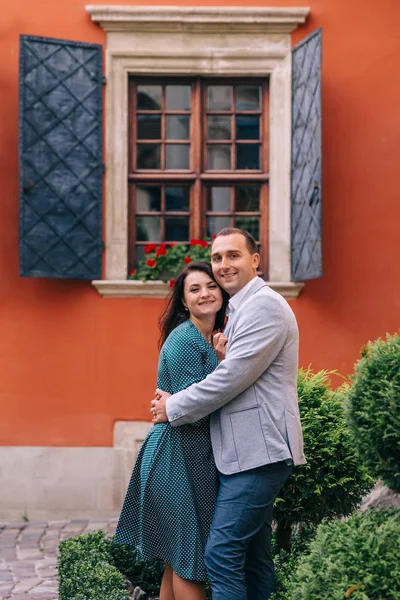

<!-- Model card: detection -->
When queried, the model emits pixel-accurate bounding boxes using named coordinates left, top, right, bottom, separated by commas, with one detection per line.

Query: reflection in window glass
left=235, top=216, right=259, bottom=239
left=165, top=144, right=190, bottom=169
left=137, top=115, right=161, bottom=139
left=137, top=144, right=161, bottom=169
left=207, top=86, right=232, bottom=110
left=208, top=187, right=231, bottom=212
left=207, top=116, right=231, bottom=140
left=166, top=116, right=190, bottom=140
left=236, top=116, right=259, bottom=140
left=166, top=85, right=191, bottom=110
left=235, top=186, right=259, bottom=212
left=165, top=216, right=189, bottom=240
left=136, top=216, right=161, bottom=241
left=236, top=145, right=259, bottom=170
left=207, top=145, right=231, bottom=170
left=236, top=85, right=260, bottom=111
left=136, top=186, right=161, bottom=211
left=165, top=187, right=190, bottom=211
left=137, top=85, right=162, bottom=110
left=207, top=215, right=232, bottom=237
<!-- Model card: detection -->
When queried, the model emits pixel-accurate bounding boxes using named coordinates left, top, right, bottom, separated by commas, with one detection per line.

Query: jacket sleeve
left=166, top=293, right=288, bottom=425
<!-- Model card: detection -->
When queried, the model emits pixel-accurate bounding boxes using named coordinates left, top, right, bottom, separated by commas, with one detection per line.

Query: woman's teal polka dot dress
left=115, top=320, right=219, bottom=582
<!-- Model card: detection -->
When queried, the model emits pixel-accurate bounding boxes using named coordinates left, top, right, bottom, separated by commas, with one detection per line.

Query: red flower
left=184, top=256, right=192, bottom=264
left=129, top=269, right=136, bottom=275
left=146, top=259, right=157, bottom=268
left=211, top=234, right=217, bottom=239
left=156, top=247, right=168, bottom=258
left=144, top=243, right=157, bottom=254
left=199, top=240, right=208, bottom=248
left=169, top=243, right=176, bottom=248
left=168, top=279, right=175, bottom=288
left=160, top=242, right=167, bottom=249
left=190, top=239, right=202, bottom=247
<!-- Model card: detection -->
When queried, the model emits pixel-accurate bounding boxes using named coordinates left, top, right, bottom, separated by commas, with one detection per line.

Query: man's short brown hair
left=212, top=228, right=258, bottom=255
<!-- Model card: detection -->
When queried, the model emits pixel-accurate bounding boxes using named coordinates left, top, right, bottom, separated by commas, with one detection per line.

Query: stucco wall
left=0, top=0, right=399, bottom=448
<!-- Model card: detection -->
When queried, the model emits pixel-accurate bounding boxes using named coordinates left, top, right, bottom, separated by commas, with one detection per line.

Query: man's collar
left=228, top=276, right=260, bottom=313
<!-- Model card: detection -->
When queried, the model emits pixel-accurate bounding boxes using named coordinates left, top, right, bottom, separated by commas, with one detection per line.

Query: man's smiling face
left=211, top=233, right=260, bottom=296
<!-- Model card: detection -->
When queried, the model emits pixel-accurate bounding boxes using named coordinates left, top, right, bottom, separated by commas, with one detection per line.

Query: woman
left=115, top=262, right=229, bottom=600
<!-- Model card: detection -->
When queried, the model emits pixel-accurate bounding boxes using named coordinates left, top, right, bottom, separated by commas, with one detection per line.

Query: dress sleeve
left=162, top=331, right=206, bottom=395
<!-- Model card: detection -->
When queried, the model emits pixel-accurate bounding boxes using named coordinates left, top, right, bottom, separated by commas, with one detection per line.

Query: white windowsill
left=92, top=280, right=305, bottom=299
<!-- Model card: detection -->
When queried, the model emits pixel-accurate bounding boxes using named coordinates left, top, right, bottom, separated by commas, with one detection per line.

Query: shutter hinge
left=102, top=75, right=107, bottom=85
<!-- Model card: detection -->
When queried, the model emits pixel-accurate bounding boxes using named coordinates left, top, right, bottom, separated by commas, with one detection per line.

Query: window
left=128, top=78, right=269, bottom=275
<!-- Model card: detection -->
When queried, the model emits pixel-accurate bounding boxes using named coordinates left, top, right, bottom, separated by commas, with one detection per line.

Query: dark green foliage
left=271, top=525, right=317, bottom=600
left=347, top=333, right=400, bottom=492
left=274, top=369, right=373, bottom=549
left=110, top=541, right=164, bottom=597
left=286, top=509, right=400, bottom=600
left=58, top=531, right=129, bottom=600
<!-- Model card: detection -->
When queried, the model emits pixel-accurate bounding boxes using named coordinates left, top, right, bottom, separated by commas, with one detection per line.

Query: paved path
left=0, top=519, right=118, bottom=600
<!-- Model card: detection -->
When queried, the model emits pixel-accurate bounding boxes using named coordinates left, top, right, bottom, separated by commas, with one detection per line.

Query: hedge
left=286, top=509, right=400, bottom=600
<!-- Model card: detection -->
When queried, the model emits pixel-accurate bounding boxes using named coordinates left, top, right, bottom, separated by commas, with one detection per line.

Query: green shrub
left=287, top=509, right=400, bottom=600
left=110, top=541, right=164, bottom=596
left=274, top=369, right=374, bottom=551
left=58, top=531, right=129, bottom=600
left=347, top=333, right=400, bottom=492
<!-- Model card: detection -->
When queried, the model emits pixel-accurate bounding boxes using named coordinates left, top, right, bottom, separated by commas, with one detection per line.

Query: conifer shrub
left=347, top=333, right=400, bottom=492
left=274, top=369, right=374, bottom=551
left=286, top=509, right=400, bottom=600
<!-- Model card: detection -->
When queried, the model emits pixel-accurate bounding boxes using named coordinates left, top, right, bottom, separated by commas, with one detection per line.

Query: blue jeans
left=204, top=461, right=293, bottom=600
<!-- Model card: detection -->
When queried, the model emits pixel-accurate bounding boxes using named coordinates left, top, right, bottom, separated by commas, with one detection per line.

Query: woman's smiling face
left=183, top=270, right=223, bottom=319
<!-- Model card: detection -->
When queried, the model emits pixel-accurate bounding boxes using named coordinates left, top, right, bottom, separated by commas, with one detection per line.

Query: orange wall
left=0, top=0, right=399, bottom=446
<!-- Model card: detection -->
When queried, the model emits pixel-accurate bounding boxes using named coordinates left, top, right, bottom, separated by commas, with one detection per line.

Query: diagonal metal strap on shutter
left=291, top=29, right=322, bottom=281
left=19, top=35, right=103, bottom=279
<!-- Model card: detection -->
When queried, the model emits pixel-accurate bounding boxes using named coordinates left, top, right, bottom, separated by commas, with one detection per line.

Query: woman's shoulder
left=162, top=320, right=203, bottom=353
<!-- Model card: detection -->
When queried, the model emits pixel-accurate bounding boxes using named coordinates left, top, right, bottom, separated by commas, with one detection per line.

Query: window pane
left=165, top=144, right=190, bottom=169
left=135, top=245, right=146, bottom=265
left=166, top=115, right=190, bottom=140
left=136, top=186, right=161, bottom=211
left=235, top=216, right=259, bottom=239
left=236, top=144, right=259, bottom=170
left=235, top=186, right=260, bottom=212
left=236, top=116, right=259, bottom=140
left=207, top=215, right=232, bottom=237
left=137, top=115, right=161, bottom=139
left=236, top=85, right=260, bottom=111
left=166, top=85, right=191, bottom=110
left=136, top=216, right=161, bottom=241
left=165, top=186, right=190, bottom=211
left=207, top=116, right=231, bottom=140
left=137, top=85, right=162, bottom=110
left=207, top=86, right=232, bottom=110
left=165, top=216, right=189, bottom=241
left=137, top=144, right=161, bottom=169
left=207, top=145, right=231, bottom=170
left=208, top=187, right=231, bottom=212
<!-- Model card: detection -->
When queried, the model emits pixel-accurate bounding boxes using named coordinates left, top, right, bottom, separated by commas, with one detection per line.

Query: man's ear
left=252, top=253, right=260, bottom=270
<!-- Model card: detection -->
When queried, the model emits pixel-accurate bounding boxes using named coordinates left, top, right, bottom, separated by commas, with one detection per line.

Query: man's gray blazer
left=167, top=277, right=306, bottom=474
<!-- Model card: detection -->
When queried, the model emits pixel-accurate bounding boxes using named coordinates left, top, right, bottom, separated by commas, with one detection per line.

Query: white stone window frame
left=87, top=5, right=310, bottom=299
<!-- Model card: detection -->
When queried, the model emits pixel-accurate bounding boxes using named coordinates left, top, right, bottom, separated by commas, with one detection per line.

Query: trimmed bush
left=58, top=530, right=129, bottom=600
left=59, top=530, right=166, bottom=599
left=274, top=369, right=374, bottom=551
left=347, top=333, right=400, bottom=492
left=286, top=509, right=400, bottom=600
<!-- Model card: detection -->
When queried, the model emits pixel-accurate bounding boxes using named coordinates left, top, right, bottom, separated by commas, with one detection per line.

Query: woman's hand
left=213, top=332, right=228, bottom=362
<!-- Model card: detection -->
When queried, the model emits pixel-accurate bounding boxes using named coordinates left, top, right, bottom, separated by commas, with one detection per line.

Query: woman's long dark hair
left=158, top=261, right=229, bottom=349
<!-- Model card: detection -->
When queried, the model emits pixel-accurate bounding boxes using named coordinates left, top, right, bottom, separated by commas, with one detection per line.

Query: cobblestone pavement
left=0, top=518, right=118, bottom=600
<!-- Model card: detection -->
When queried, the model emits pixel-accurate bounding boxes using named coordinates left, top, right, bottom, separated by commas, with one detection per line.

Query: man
left=152, top=228, right=305, bottom=600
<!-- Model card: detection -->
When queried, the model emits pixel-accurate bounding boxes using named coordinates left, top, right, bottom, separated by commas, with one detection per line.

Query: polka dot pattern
left=114, top=320, right=219, bottom=582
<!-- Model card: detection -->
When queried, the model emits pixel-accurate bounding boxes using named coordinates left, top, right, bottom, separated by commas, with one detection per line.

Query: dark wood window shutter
left=19, top=35, right=103, bottom=279
left=291, top=29, right=322, bottom=281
